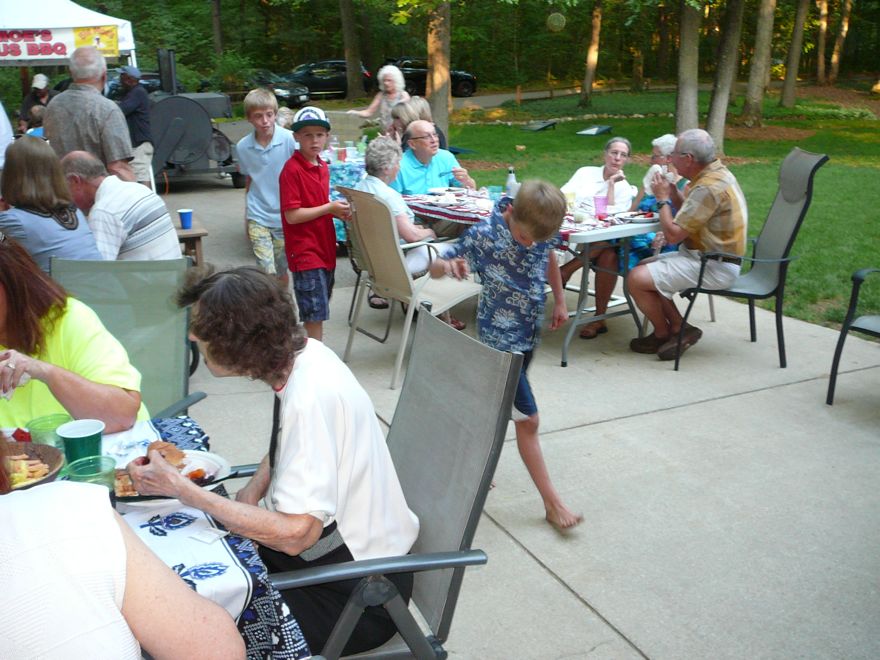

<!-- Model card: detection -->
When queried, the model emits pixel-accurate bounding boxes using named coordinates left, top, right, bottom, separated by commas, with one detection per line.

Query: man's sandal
left=368, top=293, right=389, bottom=309
left=579, top=320, right=608, bottom=340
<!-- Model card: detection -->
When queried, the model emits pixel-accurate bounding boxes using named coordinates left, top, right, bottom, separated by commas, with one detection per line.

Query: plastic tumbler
left=593, top=195, right=608, bottom=218
left=58, top=419, right=105, bottom=464
left=177, top=208, right=193, bottom=230
left=337, top=147, right=347, bottom=163
left=67, top=455, right=116, bottom=490
left=26, top=413, right=73, bottom=449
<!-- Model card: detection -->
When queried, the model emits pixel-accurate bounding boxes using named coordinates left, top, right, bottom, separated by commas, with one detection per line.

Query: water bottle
left=505, top=166, right=518, bottom=197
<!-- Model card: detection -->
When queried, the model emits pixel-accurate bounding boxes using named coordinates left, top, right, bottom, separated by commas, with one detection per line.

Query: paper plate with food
left=115, top=441, right=232, bottom=505
left=615, top=210, right=659, bottom=223
left=5, top=440, right=64, bottom=490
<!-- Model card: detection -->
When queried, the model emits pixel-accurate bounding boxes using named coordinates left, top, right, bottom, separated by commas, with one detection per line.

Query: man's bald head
left=62, top=151, right=108, bottom=213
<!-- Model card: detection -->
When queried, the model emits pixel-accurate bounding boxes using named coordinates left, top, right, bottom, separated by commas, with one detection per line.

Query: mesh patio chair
left=338, top=186, right=482, bottom=389
left=50, top=257, right=205, bottom=418
left=670, top=147, right=829, bottom=371
left=262, top=309, right=523, bottom=659
left=826, top=267, right=880, bottom=405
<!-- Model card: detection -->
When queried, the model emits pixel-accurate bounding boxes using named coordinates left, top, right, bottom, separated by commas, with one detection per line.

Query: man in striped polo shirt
left=628, top=128, right=748, bottom=361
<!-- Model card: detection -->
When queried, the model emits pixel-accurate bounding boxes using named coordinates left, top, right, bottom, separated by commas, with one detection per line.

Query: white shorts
left=131, top=142, right=154, bottom=183
left=645, top=245, right=740, bottom=299
left=404, top=241, right=457, bottom=275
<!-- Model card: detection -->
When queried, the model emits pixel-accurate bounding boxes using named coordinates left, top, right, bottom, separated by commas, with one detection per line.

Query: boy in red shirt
left=279, top=107, right=351, bottom=340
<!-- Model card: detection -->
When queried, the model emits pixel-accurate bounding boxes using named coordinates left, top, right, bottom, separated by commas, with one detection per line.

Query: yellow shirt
left=0, top=298, right=149, bottom=428
left=675, top=160, right=748, bottom=255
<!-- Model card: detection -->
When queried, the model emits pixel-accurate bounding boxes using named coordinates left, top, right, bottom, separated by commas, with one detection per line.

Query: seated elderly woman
left=129, top=266, right=420, bottom=655
left=0, top=135, right=101, bottom=273
left=0, top=438, right=245, bottom=659
left=559, top=137, right=638, bottom=339
left=0, top=234, right=147, bottom=432
left=346, top=64, right=411, bottom=134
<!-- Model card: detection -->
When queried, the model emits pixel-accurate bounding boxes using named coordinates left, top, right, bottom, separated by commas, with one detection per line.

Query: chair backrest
left=753, top=147, right=829, bottom=264
left=386, top=310, right=522, bottom=643
left=50, top=258, right=191, bottom=417
left=337, top=186, right=416, bottom=303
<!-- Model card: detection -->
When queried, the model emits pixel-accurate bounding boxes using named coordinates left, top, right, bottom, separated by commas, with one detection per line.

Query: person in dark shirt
left=18, top=74, right=58, bottom=133
left=117, top=66, right=154, bottom=188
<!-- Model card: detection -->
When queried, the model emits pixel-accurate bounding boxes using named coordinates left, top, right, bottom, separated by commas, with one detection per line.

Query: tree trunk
left=816, top=0, right=828, bottom=84
left=829, top=0, right=854, bottom=84
left=211, top=0, right=223, bottom=56
left=740, top=0, right=777, bottom=127
left=578, top=0, right=603, bottom=108
left=707, top=0, right=745, bottom=154
left=630, top=45, right=644, bottom=92
left=339, top=0, right=366, bottom=99
left=426, top=2, right=451, bottom=137
left=676, top=0, right=701, bottom=132
left=780, top=0, right=811, bottom=107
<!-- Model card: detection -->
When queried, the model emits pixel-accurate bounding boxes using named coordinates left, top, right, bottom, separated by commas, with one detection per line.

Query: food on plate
left=11, top=428, right=31, bottom=443
left=116, top=444, right=218, bottom=497
left=114, top=469, right=138, bottom=497
left=7, top=453, right=50, bottom=488
left=147, top=440, right=185, bottom=468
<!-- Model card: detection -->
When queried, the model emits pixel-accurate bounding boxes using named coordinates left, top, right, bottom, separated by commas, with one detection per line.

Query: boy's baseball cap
left=32, top=73, right=49, bottom=89
left=292, top=106, right=330, bottom=132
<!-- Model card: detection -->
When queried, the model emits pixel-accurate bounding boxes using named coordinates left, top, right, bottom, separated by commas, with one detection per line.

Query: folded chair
left=338, top=186, right=482, bottom=389
left=50, top=258, right=205, bottom=418
left=265, top=309, right=522, bottom=659
left=671, top=147, right=829, bottom=371
left=826, top=267, right=880, bottom=405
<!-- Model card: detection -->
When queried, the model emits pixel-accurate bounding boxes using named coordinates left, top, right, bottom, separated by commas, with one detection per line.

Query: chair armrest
left=153, top=391, right=207, bottom=419
left=852, top=267, right=880, bottom=284
left=699, top=251, right=795, bottom=266
left=228, top=463, right=260, bottom=478
left=268, top=549, right=487, bottom=591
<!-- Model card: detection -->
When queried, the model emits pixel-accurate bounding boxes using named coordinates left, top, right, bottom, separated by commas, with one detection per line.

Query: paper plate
left=116, top=450, right=231, bottom=507
left=7, top=441, right=64, bottom=490
left=616, top=211, right=659, bottom=223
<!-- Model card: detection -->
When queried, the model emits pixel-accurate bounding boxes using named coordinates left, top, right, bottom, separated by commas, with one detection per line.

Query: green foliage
left=209, top=52, right=254, bottom=92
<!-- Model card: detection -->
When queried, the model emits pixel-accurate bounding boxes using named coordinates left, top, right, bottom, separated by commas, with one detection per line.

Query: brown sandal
left=579, top=320, right=608, bottom=340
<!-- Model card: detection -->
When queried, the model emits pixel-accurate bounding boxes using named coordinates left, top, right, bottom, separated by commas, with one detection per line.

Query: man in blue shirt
left=117, top=66, right=153, bottom=187
left=391, top=120, right=475, bottom=194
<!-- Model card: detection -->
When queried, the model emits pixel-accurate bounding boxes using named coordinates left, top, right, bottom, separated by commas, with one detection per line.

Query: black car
left=285, top=60, right=372, bottom=98
left=105, top=69, right=185, bottom=99
left=250, top=69, right=310, bottom=108
left=383, top=57, right=476, bottom=97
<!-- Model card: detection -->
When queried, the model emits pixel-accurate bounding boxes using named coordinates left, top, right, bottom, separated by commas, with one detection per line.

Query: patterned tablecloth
left=330, top=159, right=366, bottom=243
left=404, top=191, right=494, bottom=225
left=117, top=417, right=312, bottom=660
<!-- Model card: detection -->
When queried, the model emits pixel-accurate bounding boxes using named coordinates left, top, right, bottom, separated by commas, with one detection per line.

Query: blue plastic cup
left=177, top=208, right=193, bottom=230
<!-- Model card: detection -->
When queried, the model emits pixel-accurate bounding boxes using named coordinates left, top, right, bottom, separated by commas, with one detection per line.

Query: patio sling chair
left=50, top=257, right=205, bottom=418
left=264, top=309, right=523, bottom=659
left=826, top=267, right=880, bottom=405
left=338, top=186, right=482, bottom=389
left=670, top=147, right=829, bottom=371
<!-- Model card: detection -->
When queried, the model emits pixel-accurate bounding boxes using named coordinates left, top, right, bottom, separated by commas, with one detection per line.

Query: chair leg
left=708, top=294, right=716, bottom=322
left=347, top=271, right=362, bottom=324
left=391, top=302, right=418, bottom=389
left=344, top=280, right=370, bottom=362
left=674, top=291, right=700, bottom=371
left=826, top=326, right=851, bottom=405
left=775, top=289, right=786, bottom=368
left=748, top=300, right=757, bottom=342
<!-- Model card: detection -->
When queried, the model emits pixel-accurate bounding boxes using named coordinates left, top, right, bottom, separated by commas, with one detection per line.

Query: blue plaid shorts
left=293, top=268, right=335, bottom=323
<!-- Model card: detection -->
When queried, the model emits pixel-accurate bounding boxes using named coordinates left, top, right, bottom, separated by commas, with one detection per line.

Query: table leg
left=620, top=238, right=644, bottom=338
left=193, top=238, right=204, bottom=267
left=560, top=247, right=594, bottom=367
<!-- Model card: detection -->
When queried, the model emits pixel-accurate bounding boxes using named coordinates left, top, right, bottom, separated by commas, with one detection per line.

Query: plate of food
left=5, top=440, right=64, bottom=490
left=115, top=441, right=232, bottom=505
left=431, top=195, right=459, bottom=206
left=428, top=187, right=458, bottom=195
left=615, top=211, right=659, bottom=223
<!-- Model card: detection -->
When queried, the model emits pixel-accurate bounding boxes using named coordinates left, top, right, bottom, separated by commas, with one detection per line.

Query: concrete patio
left=171, top=175, right=879, bottom=660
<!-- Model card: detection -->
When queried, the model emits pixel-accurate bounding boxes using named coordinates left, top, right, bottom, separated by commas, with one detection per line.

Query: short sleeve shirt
left=0, top=206, right=102, bottom=273
left=266, top=340, right=419, bottom=561
left=237, top=126, right=297, bottom=229
left=355, top=174, right=415, bottom=223
left=446, top=208, right=557, bottom=352
left=560, top=165, right=635, bottom=215
left=117, top=84, right=152, bottom=146
left=0, top=298, right=149, bottom=427
left=391, top=148, right=461, bottom=194
left=44, top=83, right=132, bottom=164
left=278, top=150, right=336, bottom=272
left=674, top=160, right=748, bottom=255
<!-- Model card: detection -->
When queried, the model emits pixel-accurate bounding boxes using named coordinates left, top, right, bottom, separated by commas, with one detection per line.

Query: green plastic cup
left=57, top=419, right=105, bottom=464
left=66, top=455, right=116, bottom=490
left=26, top=413, right=73, bottom=449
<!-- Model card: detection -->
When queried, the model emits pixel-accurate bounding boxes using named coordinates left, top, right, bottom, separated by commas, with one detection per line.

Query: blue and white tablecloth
left=329, top=159, right=366, bottom=243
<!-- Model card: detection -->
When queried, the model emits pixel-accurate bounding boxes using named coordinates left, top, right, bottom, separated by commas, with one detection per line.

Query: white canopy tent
left=0, top=0, right=136, bottom=67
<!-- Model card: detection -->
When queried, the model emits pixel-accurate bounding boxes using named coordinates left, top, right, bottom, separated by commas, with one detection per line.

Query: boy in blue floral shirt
left=430, top=180, right=583, bottom=531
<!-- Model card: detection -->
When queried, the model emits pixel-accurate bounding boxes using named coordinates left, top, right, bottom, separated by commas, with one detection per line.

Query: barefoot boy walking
left=430, top=180, right=583, bottom=530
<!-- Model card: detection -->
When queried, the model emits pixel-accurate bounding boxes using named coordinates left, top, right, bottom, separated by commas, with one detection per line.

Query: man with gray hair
left=44, top=46, right=135, bottom=182
left=627, top=128, right=748, bottom=361
left=62, top=151, right=180, bottom=261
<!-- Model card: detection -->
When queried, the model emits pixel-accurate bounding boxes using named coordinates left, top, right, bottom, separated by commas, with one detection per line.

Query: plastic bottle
left=357, top=135, right=368, bottom=155
left=505, top=166, right=518, bottom=197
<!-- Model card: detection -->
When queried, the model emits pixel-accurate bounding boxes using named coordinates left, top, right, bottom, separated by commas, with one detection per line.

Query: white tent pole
left=128, top=49, right=138, bottom=67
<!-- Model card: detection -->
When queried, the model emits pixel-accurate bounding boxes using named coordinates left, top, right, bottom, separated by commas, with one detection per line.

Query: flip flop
left=579, top=321, right=608, bottom=339
left=446, top=316, right=466, bottom=331
left=368, top=293, right=389, bottom=309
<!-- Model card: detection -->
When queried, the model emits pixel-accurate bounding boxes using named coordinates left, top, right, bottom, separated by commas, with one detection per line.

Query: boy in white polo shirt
left=236, top=89, right=297, bottom=286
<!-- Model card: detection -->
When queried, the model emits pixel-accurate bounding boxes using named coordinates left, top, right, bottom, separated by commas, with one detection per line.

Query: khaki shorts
left=247, top=220, right=288, bottom=277
left=645, top=245, right=740, bottom=299
left=131, top=142, right=154, bottom=183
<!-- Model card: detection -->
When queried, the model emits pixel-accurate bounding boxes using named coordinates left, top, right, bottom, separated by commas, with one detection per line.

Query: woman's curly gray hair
left=364, top=136, right=402, bottom=177
left=377, top=65, right=406, bottom=95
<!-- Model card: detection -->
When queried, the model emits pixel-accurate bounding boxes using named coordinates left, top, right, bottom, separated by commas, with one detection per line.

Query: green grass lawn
left=447, top=94, right=880, bottom=329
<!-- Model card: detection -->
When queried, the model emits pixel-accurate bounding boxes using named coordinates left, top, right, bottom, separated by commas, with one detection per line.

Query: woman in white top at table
left=346, top=65, right=411, bottom=134
left=559, top=137, right=638, bottom=339
left=0, top=440, right=244, bottom=660
left=129, top=266, right=419, bottom=656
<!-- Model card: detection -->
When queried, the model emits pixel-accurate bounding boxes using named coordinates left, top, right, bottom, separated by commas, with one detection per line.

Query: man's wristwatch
left=657, top=199, right=672, bottom=208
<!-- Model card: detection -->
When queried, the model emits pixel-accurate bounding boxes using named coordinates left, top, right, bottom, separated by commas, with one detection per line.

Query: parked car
left=382, top=57, right=477, bottom=97
left=105, top=69, right=185, bottom=99
left=285, top=60, right=372, bottom=98
left=250, top=69, right=310, bottom=108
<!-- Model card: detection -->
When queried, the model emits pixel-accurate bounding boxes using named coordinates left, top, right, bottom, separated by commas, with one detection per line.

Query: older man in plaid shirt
left=628, top=128, right=748, bottom=361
